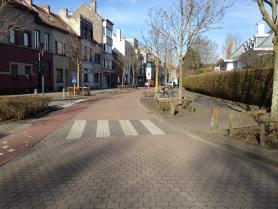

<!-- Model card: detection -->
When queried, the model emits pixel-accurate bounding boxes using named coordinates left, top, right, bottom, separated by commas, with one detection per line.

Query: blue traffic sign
left=71, top=73, right=77, bottom=84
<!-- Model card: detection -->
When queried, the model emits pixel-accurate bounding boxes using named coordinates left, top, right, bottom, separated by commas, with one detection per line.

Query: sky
left=35, top=0, right=266, bottom=55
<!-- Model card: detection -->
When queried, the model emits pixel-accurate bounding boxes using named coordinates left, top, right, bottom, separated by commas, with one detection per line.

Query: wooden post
left=73, top=84, right=76, bottom=97
left=210, top=108, right=219, bottom=131
left=170, top=101, right=175, bottom=116
left=260, top=123, right=266, bottom=147
left=228, top=113, right=233, bottom=136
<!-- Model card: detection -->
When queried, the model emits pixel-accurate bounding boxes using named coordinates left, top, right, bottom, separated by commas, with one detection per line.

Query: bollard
left=260, top=123, right=266, bottom=147
left=228, top=113, right=233, bottom=136
left=34, top=89, right=37, bottom=95
left=170, top=101, right=175, bottom=116
left=210, top=108, right=219, bottom=131
left=82, top=87, right=85, bottom=96
left=62, top=88, right=65, bottom=100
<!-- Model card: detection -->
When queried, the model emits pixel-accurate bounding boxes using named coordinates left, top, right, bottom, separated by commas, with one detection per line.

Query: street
left=0, top=90, right=277, bottom=209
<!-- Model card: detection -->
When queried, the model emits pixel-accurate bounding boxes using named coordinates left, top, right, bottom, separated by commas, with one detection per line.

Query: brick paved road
left=0, top=90, right=277, bottom=209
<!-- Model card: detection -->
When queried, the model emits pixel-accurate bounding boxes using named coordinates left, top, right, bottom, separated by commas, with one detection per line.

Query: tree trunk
left=155, top=58, right=159, bottom=93
left=77, top=58, right=80, bottom=88
left=179, top=55, right=183, bottom=101
left=272, top=37, right=278, bottom=120
left=132, top=69, right=135, bottom=85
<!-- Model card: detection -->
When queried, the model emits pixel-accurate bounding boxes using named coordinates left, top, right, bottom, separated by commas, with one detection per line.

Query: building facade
left=0, top=0, right=71, bottom=93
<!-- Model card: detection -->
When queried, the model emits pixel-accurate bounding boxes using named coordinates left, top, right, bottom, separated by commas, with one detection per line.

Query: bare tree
left=223, top=33, right=242, bottom=59
left=160, top=38, right=176, bottom=84
left=148, top=0, right=231, bottom=101
left=0, top=0, right=32, bottom=41
left=142, top=27, right=163, bottom=93
left=193, top=36, right=219, bottom=65
left=130, top=47, right=138, bottom=85
left=67, top=32, right=82, bottom=88
left=256, top=0, right=278, bottom=119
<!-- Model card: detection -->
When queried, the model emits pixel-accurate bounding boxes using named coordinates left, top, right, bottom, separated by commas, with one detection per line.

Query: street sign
left=146, top=62, right=152, bottom=80
left=71, top=72, right=77, bottom=84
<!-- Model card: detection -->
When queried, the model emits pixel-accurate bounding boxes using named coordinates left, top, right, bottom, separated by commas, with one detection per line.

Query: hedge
left=0, top=95, right=51, bottom=121
left=183, top=68, right=273, bottom=108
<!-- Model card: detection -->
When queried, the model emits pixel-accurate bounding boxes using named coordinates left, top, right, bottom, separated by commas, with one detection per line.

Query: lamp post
left=155, top=56, right=159, bottom=94
left=37, top=43, right=45, bottom=96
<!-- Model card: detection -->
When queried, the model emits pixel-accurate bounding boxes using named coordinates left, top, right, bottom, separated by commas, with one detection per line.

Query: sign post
left=72, top=72, right=77, bottom=97
left=146, top=62, right=152, bottom=93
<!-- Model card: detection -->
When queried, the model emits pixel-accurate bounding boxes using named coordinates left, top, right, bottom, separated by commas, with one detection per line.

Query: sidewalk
left=140, top=90, right=278, bottom=167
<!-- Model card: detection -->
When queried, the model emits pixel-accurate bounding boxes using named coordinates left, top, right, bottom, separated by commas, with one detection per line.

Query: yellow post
left=77, top=59, right=80, bottom=88
left=73, top=83, right=76, bottom=97
left=155, top=57, right=159, bottom=94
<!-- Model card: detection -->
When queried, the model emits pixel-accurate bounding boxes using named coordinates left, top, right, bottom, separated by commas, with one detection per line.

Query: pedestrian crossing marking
left=140, top=120, right=165, bottom=135
left=96, top=120, right=110, bottom=138
left=66, top=120, right=86, bottom=140
left=119, top=120, right=138, bottom=136
left=65, top=120, right=168, bottom=140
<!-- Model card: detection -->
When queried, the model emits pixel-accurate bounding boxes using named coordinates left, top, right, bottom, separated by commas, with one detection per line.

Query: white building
left=215, top=23, right=274, bottom=71
left=112, top=29, right=133, bottom=84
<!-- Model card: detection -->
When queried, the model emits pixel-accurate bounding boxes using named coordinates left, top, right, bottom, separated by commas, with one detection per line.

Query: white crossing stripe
left=140, top=120, right=165, bottom=135
left=66, top=120, right=86, bottom=140
left=119, top=120, right=138, bottom=136
left=96, top=120, right=110, bottom=138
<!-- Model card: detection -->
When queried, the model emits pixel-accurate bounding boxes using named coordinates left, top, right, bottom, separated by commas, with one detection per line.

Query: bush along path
left=0, top=95, right=51, bottom=121
left=184, top=68, right=273, bottom=108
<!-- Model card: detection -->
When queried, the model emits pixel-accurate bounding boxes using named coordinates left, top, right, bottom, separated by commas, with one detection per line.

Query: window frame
left=23, top=32, right=31, bottom=47
left=11, top=64, right=18, bottom=79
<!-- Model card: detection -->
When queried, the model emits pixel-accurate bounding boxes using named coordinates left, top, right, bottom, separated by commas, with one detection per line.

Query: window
left=34, top=30, right=40, bottom=48
left=24, top=32, right=30, bottom=47
left=84, top=69, right=88, bottom=82
left=95, top=54, right=101, bottom=64
left=55, top=41, right=66, bottom=55
left=9, top=29, right=16, bottom=44
left=44, top=33, right=49, bottom=51
left=25, top=66, right=31, bottom=80
left=103, top=59, right=112, bottom=69
left=104, top=28, right=112, bottom=39
left=89, top=48, right=93, bottom=62
left=56, top=69, right=63, bottom=83
left=103, top=44, right=112, bottom=54
left=95, top=73, right=99, bottom=83
left=11, top=64, right=18, bottom=79
left=83, top=46, right=88, bottom=60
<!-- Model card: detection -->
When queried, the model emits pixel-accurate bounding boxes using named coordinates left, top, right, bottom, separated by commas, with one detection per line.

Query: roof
left=15, top=0, right=72, bottom=34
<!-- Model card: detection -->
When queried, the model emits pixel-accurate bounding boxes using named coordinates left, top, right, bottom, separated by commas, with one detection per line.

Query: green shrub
left=0, top=96, right=51, bottom=121
left=184, top=68, right=273, bottom=108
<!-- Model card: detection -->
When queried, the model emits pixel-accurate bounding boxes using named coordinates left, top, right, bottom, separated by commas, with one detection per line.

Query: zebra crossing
left=65, top=119, right=167, bottom=140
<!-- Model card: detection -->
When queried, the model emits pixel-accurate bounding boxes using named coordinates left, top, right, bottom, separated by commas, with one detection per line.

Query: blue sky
left=35, top=0, right=266, bottom=54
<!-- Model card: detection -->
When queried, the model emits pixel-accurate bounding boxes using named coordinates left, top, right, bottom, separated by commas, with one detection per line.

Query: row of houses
left=215, top=23, right=274, bottom=71
left=0, top=0, right=146, bottom=94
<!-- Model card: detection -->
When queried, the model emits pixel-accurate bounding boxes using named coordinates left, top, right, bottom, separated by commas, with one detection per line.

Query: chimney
left=25, top=0, right=33, bottom=5
left=257, top=23, right=265, bottom=36
left=41, top=5, right=51, bottom=14
left=59, top=8, right=69, bottom=19
left=116, top=29, right=122, bottom=41
left=90, top=0, right=97, bottom=13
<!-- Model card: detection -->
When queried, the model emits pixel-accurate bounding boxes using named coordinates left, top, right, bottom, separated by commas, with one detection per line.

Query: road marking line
left=119, top=120, right=138, bottom=136
left=66, top=120, right=86, bottom=140
left=140, top=120, right=165, bottom=135
left=96, top=120, right=110, bottom=138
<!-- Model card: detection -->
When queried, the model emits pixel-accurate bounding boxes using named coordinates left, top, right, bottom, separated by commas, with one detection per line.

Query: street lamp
left=37, top=43, right=45, bottom=95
